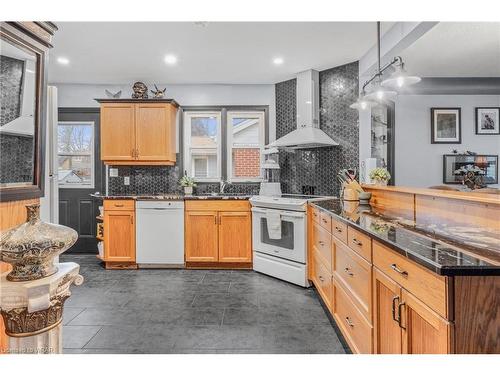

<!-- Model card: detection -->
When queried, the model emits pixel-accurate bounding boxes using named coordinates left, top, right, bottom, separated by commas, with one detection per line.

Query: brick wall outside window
left=232, top=148, right=260, bottom=178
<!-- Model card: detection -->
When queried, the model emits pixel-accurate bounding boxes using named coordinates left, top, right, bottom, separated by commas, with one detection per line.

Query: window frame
left=57, top=121, right=95, bottom=189
left=183, top=111, right=222, bottom=182
left=227, top=111, right=265, bottom=183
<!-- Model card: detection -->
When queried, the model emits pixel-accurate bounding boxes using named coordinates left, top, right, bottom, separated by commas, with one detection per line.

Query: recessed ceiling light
left=57, top=57, right=70, bottom=65
left=273, top=57, right=284, bottom=65
left=164, top=54, right=178, bottom=65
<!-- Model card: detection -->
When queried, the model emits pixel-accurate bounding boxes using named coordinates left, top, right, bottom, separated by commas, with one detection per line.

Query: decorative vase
left=374, top=179, right=388, bottom=186
left=184, top=186, right=193, bottom=195
left=0, top=204, right=78, bottom=282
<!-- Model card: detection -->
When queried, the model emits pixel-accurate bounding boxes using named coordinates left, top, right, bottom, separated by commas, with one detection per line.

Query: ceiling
left=48, top=22, right=394, bottom=85
left=400, top=22, right=500, bottom=77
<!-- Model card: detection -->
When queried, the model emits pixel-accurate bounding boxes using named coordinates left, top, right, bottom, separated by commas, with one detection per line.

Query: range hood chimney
left=269, top=69, right=339, bottom=149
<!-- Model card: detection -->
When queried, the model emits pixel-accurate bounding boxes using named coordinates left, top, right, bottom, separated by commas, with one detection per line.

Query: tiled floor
left=61, top=254, right=348, bottom=354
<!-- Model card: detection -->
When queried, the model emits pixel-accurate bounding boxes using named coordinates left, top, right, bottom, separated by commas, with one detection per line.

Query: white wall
left=53, top=83, right=277, bottom=142
left=394, top=94, right=500, bottom=188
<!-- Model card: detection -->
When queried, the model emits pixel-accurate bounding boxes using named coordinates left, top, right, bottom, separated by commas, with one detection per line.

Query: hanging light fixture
left=381, top=61, right=421, bottom=88
left=349, top=90, right=377, bottom=110
left=350, top=22, right=421, bottom=111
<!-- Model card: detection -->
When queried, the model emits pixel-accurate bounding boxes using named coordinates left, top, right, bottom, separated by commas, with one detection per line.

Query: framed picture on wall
left=431, top=108, right=461, bottom=144
left=475, top=107, right=500, bottom=135
left=443, top=154, right=498, bottom=185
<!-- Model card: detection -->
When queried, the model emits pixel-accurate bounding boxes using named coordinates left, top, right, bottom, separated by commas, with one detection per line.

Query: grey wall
left=277, top=62, right=359, bottom=196
left=394, top=94, right=500, bottom=188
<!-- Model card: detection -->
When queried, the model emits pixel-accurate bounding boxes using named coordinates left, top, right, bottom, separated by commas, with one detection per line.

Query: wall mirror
left=0, top=26, right=46, bottom=201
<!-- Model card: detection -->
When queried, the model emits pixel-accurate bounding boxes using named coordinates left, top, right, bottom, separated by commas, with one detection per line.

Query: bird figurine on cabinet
left=151, top=84, right=167, bottom=98
left=105, top=89, right=122, bottom=99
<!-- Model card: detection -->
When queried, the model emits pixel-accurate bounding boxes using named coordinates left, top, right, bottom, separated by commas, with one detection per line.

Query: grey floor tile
left=68, top=307, right=149, bottom=326
left=148, top=307, right=224, bottom=326
left=63, top=325, right=102, bottom=349
left=63, top=307, right=85, bottom=325
left=173, top=326, right=263, bottom=350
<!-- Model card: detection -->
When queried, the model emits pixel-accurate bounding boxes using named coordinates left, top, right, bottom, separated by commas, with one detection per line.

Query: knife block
left=341, top=182, right=359, bottom=201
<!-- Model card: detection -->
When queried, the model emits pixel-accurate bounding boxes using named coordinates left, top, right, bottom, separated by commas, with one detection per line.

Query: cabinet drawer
left=347, top=226, right=372, bottom=262
left=185, top=200, right=249, bottom=212
left=373, top=241, right=448, bottom=318
left=331, top=217, right=348, bottom=243
left=312, top=222, right=333, bottom=271
left=312, top=248, right=333, bottom=311
left=311, top=206, right=320, bottom=223
left=319, top=211, right=332, bottom=232
left=104, top=199, right=135, bottom=211
left=333, top=281, right=373, bottom=354
left=334, top=241, right=372, bottom=321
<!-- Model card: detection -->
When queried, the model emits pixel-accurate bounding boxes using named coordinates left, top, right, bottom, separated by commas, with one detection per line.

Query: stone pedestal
left=0, top=262, right=83, bottom=354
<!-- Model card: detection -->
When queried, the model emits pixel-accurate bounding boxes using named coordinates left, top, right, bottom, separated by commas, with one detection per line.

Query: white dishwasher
left=136, top=200, right=184, bottom=267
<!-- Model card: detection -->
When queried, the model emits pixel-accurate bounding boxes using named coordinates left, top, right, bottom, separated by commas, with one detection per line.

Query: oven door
left=251, top=207, right=306, bottom=264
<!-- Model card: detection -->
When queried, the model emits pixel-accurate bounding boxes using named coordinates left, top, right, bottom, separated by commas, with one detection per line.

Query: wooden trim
left=185, top=200, right=250, bottom=212
left=104, top=160, right=176, bottom=166
left=95, top=98, right=180, bottom=107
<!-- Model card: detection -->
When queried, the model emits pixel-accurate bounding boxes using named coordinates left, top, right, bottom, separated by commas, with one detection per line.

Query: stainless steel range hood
left=269, top=69, right=339, bottom=149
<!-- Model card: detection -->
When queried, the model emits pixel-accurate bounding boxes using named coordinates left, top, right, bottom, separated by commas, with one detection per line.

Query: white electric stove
left=249, top=194, right=330, bottom=287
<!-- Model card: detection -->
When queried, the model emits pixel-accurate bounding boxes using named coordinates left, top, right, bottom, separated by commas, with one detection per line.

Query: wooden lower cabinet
left=373, top=268, right=452, bottom=354
left=103, top=208, right=136, bottom=267
left=311, top=248, right=333, bottom=311
left=185, top=211, right=219, bottom=262
left=185, top=201, right=252, bottom=266
left=218, top=211, right=252, bottom=262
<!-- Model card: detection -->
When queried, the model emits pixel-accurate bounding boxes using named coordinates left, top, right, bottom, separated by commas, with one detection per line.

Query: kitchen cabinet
left=218, top=211, right=252, bottom=262
left=99, top=100, right=178, bottom=165
left=185, top=211, right=219, bottom=262
left=102, top=200, right=136, bottom=268
left=185, top=200, right=252, bottom=266
left=373, top=268, right=451, bottom=354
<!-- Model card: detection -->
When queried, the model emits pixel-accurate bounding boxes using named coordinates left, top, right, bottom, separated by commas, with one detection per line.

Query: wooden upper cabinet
left=218, top=211, right=252, bottom=263
left=400, top=289, right=452, bottom=354
left=185, top=211, right=219, bottom=262
left=373, top=268, right=402, bottom=354
left=135, top=103, right=175, bottom=161
left=104, top=209, right=136, bottom=262
left=100, top=103, right=135, bottom=161
left=99, top=100, right=177, bottom=165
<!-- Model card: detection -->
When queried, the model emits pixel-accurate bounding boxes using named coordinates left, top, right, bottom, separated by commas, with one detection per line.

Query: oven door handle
left=251, top=207, right=305, bottom=219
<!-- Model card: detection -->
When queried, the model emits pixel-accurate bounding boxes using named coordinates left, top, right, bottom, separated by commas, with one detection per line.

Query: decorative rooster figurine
left=151, top=84, right=167, bottom=98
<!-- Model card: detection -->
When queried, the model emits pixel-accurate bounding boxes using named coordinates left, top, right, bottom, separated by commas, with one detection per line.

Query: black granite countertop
left=90, top=193, right=251, bottom=200
left=311, top=199, right=500, bottom=276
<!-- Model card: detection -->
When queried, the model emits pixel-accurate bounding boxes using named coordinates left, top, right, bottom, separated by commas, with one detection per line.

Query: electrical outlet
left=109, top=168, right=118, bottom=177
left=124, top=176, right=130, bottom=185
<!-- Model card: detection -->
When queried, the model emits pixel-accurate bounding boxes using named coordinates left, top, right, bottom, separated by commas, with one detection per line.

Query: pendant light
left=364, top=77, right=397, bottom=101
left=381, top=62, right=421, bottom=88
left=349, top=91, right=377, bottom=110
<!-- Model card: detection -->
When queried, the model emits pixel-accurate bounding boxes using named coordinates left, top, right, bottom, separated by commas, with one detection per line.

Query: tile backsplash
left=276, top=61, right=359, bottom=196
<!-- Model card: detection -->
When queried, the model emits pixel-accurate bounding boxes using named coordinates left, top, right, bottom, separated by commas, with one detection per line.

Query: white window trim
left=192, top=156, right=209, bottom=179
left=183, top=111, right=222, bottom=182
left=57, top=121, right=95, bottom=189
left=227, top=111, right=265, bottom=183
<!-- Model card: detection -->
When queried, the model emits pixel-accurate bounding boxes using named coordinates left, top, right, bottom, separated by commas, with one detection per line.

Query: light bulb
left=376, top=91, right=384, bottom=99
left=396, top=76, right=405, bottom=87
left=361, top=101, right=367, bottom=110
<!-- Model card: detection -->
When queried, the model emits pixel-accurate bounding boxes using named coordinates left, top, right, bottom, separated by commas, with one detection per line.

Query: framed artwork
left=431, top=108, right=461, bottom=144
left=475, top=107, right=500, bottom=135
left=443, top=154, right=498, bottom=185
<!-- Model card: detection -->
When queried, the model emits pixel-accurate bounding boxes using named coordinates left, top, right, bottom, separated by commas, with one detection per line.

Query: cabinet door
left=104, top=210, right=135, bottom=262
left=218, top=211, right=252, bottom=262
left=135, top=103, right=176, bottom=162
left=373, top=268, right=402, bottom=354
left=400, top=289, right=452, bottom=354
left=185, top=211, right=218, bottom=262
left=100, top=103, right=135, bottom=160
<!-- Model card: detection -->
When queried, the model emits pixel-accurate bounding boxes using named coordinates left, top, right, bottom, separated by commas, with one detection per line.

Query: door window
left=260, top=218, right=295, bottom=250
left=57, top=121, right=94, bottom=188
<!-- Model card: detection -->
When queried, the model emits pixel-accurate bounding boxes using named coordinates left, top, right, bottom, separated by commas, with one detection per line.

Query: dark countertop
left=90, top=193, right=251, bottom=201
left=311, top=199, right=500, bottom=276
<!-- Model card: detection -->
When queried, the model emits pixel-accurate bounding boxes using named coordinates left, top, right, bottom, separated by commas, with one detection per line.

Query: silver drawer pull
left=345, top=317, right=354, bottom=327
left=335, top=226, right=343, bottom=233
left=344, top=267, right=354, bottom=277
left=322, top=218, right=328, bottom=223
left=391, top=263, right=408, bottom=277
left=318, top=275, right=325, bottom=282
left=318, top=240, right=325, bottom=246
left=352, top=238, right=363, bottom=246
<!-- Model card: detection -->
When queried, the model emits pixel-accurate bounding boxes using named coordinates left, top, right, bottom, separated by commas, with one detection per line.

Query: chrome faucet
left=220, top=180, right=229, bottom=194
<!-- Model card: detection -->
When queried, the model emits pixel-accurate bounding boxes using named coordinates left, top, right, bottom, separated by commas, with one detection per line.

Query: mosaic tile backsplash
left=277, top=61, right=359, bottom=196
left=0, top=55, right=24, bottom=127
left=0, top=134, right=34, bottom=184
left=107, top=163, right=260, bottom=196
